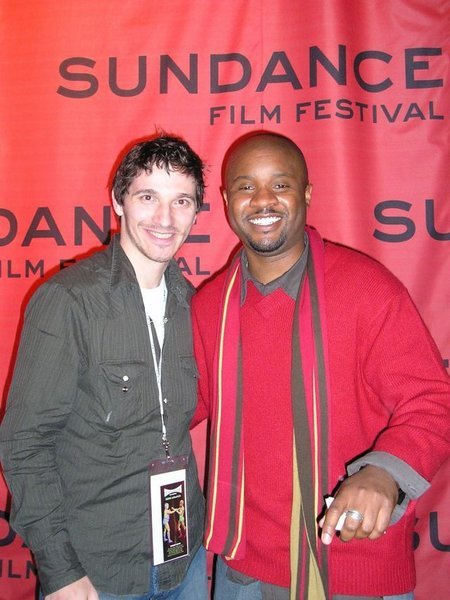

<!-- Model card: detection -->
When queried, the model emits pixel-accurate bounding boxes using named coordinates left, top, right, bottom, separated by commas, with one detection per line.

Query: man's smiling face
left=223, top=135, right=311, bottom=261
left=113, top=166, right=197, bottom=278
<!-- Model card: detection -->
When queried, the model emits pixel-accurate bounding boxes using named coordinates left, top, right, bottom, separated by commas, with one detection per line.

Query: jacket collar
left=108, top=234, right=191, bottom=308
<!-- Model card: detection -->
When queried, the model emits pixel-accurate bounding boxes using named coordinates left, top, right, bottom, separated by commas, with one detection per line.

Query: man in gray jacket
left=0, top=135, right=207, bottom=599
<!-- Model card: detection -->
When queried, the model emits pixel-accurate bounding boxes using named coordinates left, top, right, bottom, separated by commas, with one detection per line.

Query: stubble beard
left=246, top=230, right=287, bottom=254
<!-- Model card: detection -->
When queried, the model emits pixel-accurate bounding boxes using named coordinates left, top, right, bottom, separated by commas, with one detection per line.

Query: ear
left=112, top=192, right=123, bottom=217
left=222, top=189, right=228, bottom=207
left=305, top=183, right=312, bottom=207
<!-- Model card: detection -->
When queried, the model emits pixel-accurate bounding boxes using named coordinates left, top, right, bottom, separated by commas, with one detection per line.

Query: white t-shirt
left=141, top=276, right=167, bottom=350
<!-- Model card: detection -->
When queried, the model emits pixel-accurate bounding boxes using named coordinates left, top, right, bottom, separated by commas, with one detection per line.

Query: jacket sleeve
left=0, top=282, right=87, bottom=594
left=359, top=286, right=450, bottom=485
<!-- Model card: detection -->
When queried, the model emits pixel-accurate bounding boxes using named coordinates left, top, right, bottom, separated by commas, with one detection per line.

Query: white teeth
left=151, top=231, right=173, bottom=239
left=249, top=216, right=281, bottom=226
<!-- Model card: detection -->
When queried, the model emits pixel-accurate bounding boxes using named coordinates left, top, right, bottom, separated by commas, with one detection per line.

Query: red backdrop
left=1, top=2, right=449, bottom=598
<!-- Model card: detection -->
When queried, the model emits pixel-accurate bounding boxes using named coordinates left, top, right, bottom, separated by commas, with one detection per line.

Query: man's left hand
left=320, top=465, right=399, bottom=545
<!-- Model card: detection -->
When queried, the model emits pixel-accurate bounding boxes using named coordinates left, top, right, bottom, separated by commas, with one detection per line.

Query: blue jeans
left=98, top=545, right=207, bottom=599
left=40, top=546, right=207, bottom=599
left=214, top=556, right=414, bottom=600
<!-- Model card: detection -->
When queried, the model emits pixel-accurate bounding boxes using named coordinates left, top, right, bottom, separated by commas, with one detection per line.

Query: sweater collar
left=240, top=232, right=309, bottom=304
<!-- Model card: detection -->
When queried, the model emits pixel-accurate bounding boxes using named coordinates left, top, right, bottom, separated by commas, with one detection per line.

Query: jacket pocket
left=96, top=359, right=147, bottom=428
left=169, top=355, right=199, bottom=416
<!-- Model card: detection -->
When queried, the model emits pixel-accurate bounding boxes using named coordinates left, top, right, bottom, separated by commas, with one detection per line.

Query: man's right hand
left=45, top=576, right=99, bottom=599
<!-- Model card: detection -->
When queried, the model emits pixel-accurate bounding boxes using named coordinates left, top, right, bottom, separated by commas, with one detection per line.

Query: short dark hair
left=112, top=134, right=205, bottom=210
left=222, top=130, right=309, bottom=189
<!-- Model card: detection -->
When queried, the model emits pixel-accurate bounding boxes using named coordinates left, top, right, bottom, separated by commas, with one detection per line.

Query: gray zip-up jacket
left=0, top=235, right=205, bottom=595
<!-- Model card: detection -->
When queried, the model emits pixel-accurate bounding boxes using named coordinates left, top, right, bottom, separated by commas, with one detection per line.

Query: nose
left=154, top=200, right=172, bottom=227
left=249, top=186, right=278, bottom=210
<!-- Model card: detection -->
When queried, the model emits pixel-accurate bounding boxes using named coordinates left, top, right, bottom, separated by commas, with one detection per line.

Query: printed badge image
left=160, top=481, right=188, bottom=561
left=149, top=456, right=188, bottom=565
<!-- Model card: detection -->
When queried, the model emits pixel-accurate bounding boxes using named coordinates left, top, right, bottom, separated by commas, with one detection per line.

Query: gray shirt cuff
left=33, top=533, right=86, bottom=595
left=346, top=451, right=430, bottom=524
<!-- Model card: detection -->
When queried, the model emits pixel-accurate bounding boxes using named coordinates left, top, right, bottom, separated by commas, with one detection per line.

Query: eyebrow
left=130, top=188, right=157, bottom=196
left=131, top=188, right=195, bottom=199
left=231, top=172, right=296, bottom=183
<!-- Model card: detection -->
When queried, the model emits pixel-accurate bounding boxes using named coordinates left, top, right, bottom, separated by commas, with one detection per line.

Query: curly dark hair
left=112, top=134, right=205, bottom=211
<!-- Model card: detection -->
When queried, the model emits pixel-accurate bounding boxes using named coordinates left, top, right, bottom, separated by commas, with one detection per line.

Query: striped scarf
left=204, top=227, right=331, bottom=599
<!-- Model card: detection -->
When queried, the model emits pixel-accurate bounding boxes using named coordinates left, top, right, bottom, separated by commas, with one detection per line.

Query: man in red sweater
left=192, top=132, right=450, bottom=600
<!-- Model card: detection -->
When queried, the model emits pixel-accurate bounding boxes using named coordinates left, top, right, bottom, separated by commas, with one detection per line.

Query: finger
left=367, top=505, right=391, bottom=540
left=320, top=502, right=347, bottom=545
left=339, top=509, right=365, bottom=541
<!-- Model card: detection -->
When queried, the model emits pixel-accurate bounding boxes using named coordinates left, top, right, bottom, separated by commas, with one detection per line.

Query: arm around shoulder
left=190, top=303, right=210, bottom=427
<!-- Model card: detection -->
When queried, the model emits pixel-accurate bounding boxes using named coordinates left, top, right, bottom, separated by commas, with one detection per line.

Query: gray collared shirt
left=240, top=234, right=309, bottom=303
left=0, top=235, right=205, bottom=595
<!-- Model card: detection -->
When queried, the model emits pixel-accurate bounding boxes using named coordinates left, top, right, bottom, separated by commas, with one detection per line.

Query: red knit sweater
left=192, top=239, right=450, bottom=596
left=239, top=283, right=297, bottom=586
